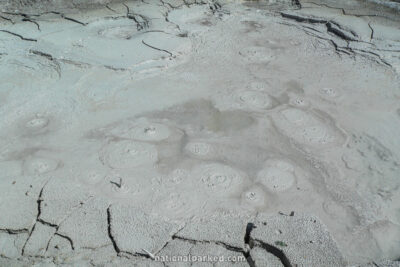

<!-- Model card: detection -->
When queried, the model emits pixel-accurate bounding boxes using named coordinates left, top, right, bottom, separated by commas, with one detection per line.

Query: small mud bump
left=185, top=142, right=211, bottom=157
left=281, top=108, right=311, bottom=125
left=100, top=140, right=158, bottom=169
left=110, top=182, right=131, bottom=194
left=23, top=156, right=60, bottom=175
left=273, top=108, right=345, bottom=148
left=289, top=97, right=309, bottom=108
left=100, top=171, right=149, bottom=199
left=241, top=186, right=267, bottom=208
left=241, top=20, right=264, bottom=32
left=319, top=87, right=339, bottom=98
left=80, top=170, right=106, bottom=186
left=238, top=90, right=275, bottom=110
left=239, top=46, right=275, bottom=62
left=152, top=192, right=203, bottom=219
left=167, top=169, right=188, bottom=184
left=89, top=17, right=139, bottom=40
left=20, top=114, right=52, bottom=136
left=300, top=125, right=333, bottom=144
left=76, top=69, right=128, bottom=109
left=112, top=119, right=170, bottom=142
left=99, top=25, right=138, bottom=40
left=215, top=90, right=277, bottom=112
left=25, top=117, right=49, bottom=129
left=192, top=163, right=245, bottom=196
left=257, top=159, right=296, bottom=192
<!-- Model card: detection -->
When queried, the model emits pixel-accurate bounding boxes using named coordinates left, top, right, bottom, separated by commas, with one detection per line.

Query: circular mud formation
left=100, top=140, right=158, bottom=169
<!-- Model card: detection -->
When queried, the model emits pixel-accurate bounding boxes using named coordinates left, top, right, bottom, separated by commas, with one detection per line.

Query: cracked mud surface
left=1, top=0, right=400, bottom=266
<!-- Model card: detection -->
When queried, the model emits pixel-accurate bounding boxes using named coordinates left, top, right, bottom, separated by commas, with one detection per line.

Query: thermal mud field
left=0, top=0, right=399, bottom=266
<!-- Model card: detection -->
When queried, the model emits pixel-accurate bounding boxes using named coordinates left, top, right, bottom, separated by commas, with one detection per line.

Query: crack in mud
left=61, top=15, right=87, bottom=26
left=142, top=39, right=173, bottom=57
left=22, top=18, right=40, bottom=31
left=123, top=3, right=149, bottom=30
left=244, top=223, right=256, bottom=267
left=279, top=12, right=395, bottom=68
left=244, top=222, right=293, bottom=267
left=253, top=239, right=292, bottom=267
left=54, top=233, right=75, bottom=250
left=106, top=205, right=120, bottom=254
left=172, top=235, right=244, bottom=253
left=0, top=30, right=37, bottom=41
left=0, top=228, right=29, bottom=234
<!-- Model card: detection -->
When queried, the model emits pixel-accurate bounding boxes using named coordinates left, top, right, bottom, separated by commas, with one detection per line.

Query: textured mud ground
left=0, top=0, right=400, bottom=266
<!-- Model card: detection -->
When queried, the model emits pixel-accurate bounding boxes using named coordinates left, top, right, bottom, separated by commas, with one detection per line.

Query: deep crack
left=55, top=233, right=75, bottom=250
left=106, top=205, right=120, bottom=254
left=0, top=30, right=37, bottom=41
left=244, top=223, right=256, bottom=267
left=142, top=39, right=173, bottom=57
